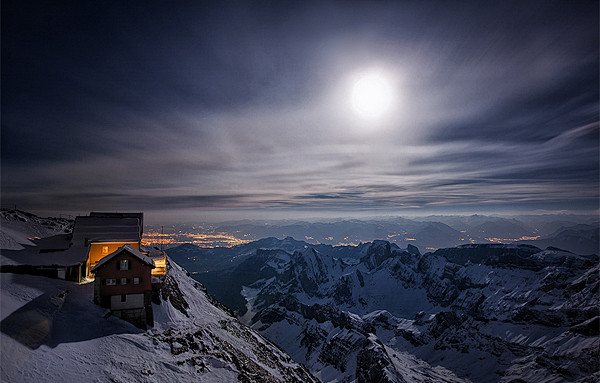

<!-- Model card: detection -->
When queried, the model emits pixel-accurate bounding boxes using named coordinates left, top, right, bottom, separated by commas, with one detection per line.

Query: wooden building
left=91, top=245, right=155, bottom=328
left=0, top=233, right=87, bottom=282
left=1, top=211, right=166, bottom=285
left=72, top=213, right=143, bottom=277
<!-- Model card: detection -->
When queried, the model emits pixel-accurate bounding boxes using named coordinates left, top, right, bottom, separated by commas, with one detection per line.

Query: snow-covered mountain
left=207, top=215, right=598, bottom=250
left=0, top=209, right=73, bottom=250
left=1, top=257, right=318, bottom=381
left=4, top=211, right=598, bottom=382
left=466, top=219, right=536, bottom=241
left=211, top=218, right=468, bottom=249
left=516, top=224, right=599, bottom=255
left=184, top=239, right=599, bottom=382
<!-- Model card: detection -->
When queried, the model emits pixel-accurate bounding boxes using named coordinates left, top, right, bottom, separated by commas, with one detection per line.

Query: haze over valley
left=143, top=214, right=599, bottom=255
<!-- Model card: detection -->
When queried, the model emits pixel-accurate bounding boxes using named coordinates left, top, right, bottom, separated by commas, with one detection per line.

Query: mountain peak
left=407, top=243, right=421, bottom=256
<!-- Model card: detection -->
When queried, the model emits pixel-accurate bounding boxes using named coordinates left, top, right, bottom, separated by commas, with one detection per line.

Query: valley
left=169, top=238, right=599, bottom=382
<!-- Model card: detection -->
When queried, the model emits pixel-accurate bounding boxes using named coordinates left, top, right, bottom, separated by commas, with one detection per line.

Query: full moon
left=350, top=72, right=393, bottom=119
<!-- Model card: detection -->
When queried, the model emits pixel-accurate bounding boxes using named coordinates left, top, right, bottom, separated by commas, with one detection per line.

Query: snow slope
left=0, top=209, right=72, bottom=250
left=1, top=258, right=317, bottom=382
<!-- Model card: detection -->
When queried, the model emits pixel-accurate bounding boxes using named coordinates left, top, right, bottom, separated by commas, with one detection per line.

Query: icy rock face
left=160, top=271, right=190, bottom=317
left=150, top=320, right=317, bottom=383
left=150, top=259, right=320, bottom=383
left=216, top=240, right=600, bottom=383
left=360, top=240, right=395, bottom=270
left=318, top=329, right=364, bottom=373
left=290, top=248, right=331, bottom=295
left=356, top=335, right=406, bottom=383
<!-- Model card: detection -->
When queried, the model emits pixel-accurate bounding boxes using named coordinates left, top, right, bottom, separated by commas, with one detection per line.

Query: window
left=102, top=246, right=109, bottom=255
left=119, top=260, right=129, bottom=270
left=121, top=278, right=128, bottom=285
left=105, top=279, right=116, bottom=286
left=121, top=294, right=127, bottom=303
left=134, top=277, right=140, bottom=285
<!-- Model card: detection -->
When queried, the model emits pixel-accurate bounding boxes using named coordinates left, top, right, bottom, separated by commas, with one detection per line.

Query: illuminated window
left=102, top=246, right=109, bottom=255
left=119, top=260, right=129, bottom=270
left=134, top=277, right=140, bottom=284
left=105, top=279, right=116, bottom=286
left=121, top=278, right=128, bottom=285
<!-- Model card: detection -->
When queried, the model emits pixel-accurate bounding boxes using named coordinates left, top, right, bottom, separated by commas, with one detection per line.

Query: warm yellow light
left=150, top=254, right=167, bottom=276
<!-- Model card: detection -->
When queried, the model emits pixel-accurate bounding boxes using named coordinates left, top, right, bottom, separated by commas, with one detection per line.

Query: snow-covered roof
left=91, top=245, right=155, bottom=273
left=72, top=216, right=141, bottom=245
left=0, top=244, right=89, bottom=267
left=35, top=234, right=72, bottom=252
left=89, top=212, right=143, bottom=237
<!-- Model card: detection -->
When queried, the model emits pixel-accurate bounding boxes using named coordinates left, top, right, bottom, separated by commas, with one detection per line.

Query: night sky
left=2, top=1, right=598, bottom=223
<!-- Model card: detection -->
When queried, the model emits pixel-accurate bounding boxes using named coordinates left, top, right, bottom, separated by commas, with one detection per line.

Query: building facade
left=91, top=245, right=155, bottom=328
left=72, top=213, right=144, bottom=277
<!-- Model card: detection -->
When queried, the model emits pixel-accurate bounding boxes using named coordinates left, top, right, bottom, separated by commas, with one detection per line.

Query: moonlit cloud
left=1, top=1, right=598, bottom=222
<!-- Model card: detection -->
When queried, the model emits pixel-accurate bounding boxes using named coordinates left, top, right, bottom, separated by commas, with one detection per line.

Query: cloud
left=545, top=122, right=599, bottom=148
left=2, top=1, right=598, bottom=220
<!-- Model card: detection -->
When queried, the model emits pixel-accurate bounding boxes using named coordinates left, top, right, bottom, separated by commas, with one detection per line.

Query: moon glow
left=350, top=72, right=393, bottom=119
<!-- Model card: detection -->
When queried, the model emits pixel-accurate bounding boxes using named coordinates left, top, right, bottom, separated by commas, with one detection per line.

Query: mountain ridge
left=173, top=237, right=599, bottom=382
